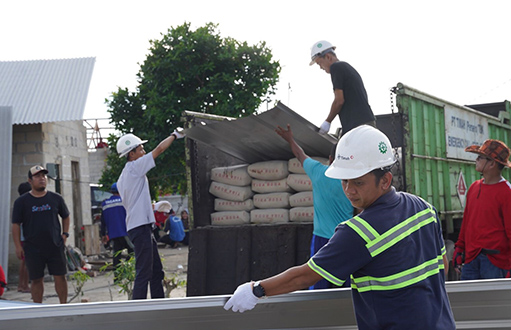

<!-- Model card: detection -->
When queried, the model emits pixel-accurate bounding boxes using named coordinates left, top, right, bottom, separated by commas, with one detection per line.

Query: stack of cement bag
left=209, top=157, right=329, bottom=226
left=249, top=160, right=293, bottom=224
left=209, top=164, right=253, bottom=226
left=286, top=157, right=328, bottom=222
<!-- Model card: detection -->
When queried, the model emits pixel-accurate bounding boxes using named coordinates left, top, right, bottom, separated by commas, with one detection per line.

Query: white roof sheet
left=0, top=57, right=95, bottom=124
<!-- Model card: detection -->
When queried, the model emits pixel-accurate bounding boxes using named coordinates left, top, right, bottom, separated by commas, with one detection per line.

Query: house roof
left=0, top=57, right=95, bottom=125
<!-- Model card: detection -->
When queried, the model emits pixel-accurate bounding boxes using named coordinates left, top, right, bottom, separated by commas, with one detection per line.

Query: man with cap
left=12, top=165, right=71, bottom=303
left=225, top=125, right=455, bottom=330
left=100, top=182, right=133, bottom=273
left=309, top=40, right=375, bottom=136
left=453, top=139, right=511, bottom=280
left=116, top=128, right=184, bottom=300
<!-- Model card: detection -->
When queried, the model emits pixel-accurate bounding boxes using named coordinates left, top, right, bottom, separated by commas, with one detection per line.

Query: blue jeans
left=461, top=253, right=507, bottom=280
left=309, top=235, right=350, bottom=289
left=128, top=224, right=164, bottom=299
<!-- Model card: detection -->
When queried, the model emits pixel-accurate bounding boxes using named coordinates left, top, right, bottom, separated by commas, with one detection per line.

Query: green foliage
left=100, top=250, right=186, bottom=299
left=68, top=271, right=92, bottom=303
left=100, top=22, right=281, bottom=197
left=163, top=273, right=187, bottom=298
left=100, top=251, right=136, bottom=300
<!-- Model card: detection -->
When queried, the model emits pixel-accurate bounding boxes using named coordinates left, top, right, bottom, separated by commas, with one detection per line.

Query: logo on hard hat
left=338, top=155, right=353, bottom=161
left=378, top=142, right=388, bottom=154
left=317, top=43, right=323, bottom=48
left=125, top=140, right=131, bottom=146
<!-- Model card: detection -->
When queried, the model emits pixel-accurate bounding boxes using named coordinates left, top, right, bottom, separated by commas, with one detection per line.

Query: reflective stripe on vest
left=346, top=204, right=444, bottom=292
left=307, top=258, right=346, bottom=287
left=352, top=256, right=445, bottom=292
left=347, top=206, right=437, bottom=258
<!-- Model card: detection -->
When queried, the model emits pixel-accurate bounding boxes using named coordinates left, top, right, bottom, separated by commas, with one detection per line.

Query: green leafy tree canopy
left=100, top=22, right=281, bottom=197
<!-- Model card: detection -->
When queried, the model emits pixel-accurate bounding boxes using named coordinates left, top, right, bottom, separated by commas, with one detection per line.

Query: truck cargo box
left=379, top=83, right=510, bottom=242
left=182, top=103, right=336, bottom=296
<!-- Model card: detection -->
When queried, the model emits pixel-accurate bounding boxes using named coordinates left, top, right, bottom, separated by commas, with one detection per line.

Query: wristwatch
left=252, top=281, right=266, bottom=298
left=62, top=232, right=69, bottom=238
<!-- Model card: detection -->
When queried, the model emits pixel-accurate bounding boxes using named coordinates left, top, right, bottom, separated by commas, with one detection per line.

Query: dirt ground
left=1, top=244, right=188, bottom=304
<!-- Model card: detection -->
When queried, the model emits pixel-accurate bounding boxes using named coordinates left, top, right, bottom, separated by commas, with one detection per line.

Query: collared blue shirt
left=303, top=158, right=353, bottom=239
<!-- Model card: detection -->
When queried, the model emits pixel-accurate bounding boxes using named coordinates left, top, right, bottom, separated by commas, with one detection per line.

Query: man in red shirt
left=453, top=139, right=511, bottom=279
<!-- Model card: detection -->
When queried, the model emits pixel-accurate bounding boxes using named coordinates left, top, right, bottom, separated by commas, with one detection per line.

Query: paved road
left=1, top=245, right=188, bottom=304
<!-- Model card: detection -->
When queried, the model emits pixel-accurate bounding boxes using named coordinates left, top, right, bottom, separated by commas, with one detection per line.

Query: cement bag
left=250, top=209, right=289, bottom=224
left=288, top=157, right=329, bottom=174
left=253, top=192, right=291, bottom=209
left=209, top=181, right=253, bottom=202
left=289, top=191, right=314, bottom=207
left=252, top=178, right=293, bottom=193
left=214, top=198, right=254, bottom=211
left=211, top=211, right=250, bottom=226
left=287, top=174, right=312, bottom=192
left=210, top=164, right=252, bottom=186
left=289, top=207, right=314, bottom=222
left=247, top=160, right=289, bottom=180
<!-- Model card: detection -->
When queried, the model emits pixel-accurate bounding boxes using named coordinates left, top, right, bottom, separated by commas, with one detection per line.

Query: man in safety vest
left=225, top=125, right=456, bottom=329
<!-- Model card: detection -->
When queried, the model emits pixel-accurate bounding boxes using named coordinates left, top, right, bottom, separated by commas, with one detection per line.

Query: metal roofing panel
left=0, top=57, right=95, bottom=124
left=0, top=107, right=13, bottom=277
left=184, top=102, right=337, bottom=164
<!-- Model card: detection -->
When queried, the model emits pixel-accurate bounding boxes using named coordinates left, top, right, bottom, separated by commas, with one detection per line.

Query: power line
left=468, top=77, right=511, bottom=103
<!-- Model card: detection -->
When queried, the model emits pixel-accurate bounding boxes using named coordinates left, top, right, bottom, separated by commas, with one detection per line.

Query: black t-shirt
left=12, top=191, right=70, bottom=248
left=330, top=61, right=375, bottom=135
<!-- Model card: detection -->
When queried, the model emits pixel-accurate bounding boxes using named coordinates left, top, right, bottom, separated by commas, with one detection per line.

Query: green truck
left=379, top=83, right=510, bottom=242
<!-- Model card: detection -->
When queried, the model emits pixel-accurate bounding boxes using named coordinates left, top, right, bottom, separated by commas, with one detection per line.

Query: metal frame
left=1, top=279, right=510, bottom=330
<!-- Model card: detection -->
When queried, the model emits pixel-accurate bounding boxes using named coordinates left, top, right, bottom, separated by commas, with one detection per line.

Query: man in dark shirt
left=310, top=40, right=375, bottom=136
left=12, top=165, right=70, bottom=304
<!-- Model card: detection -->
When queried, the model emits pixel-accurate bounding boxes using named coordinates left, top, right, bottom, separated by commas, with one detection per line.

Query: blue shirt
left=303, top=158, right=353, bottom=239
left=101, top=195, right=128, bottom=239
left=308, top=188, right=455, bottom=330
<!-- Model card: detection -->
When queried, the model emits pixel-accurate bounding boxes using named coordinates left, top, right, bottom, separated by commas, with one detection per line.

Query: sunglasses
left=476, top=155, right=492, bottom=161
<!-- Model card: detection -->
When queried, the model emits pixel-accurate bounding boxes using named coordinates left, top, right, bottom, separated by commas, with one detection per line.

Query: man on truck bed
left=225, top=125, right=455, bottom=330
left=453, top=139, right=511, bottom=280
left=309, top=40, right=375, bottom=136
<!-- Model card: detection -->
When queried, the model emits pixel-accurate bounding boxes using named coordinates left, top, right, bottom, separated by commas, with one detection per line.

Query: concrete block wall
left=88, top=147, right=109, bottom=184
left=42, top=120, right=92, bottom=224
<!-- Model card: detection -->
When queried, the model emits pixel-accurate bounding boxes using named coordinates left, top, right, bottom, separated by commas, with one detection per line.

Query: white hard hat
left=309, top=40, right=336, bottom=66
left=116, top=133, right=148, bottom=158
left=325, top=125, right=396, bottom=180
left=154, top=201, right=172, bottom=213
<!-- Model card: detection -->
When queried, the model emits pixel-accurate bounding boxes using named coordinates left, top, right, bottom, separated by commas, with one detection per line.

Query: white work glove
left=319, top=121, right=330, bottom=134
left=171, top=128, right=185, bottom=139
left=223, top=282, right=259, bottom=313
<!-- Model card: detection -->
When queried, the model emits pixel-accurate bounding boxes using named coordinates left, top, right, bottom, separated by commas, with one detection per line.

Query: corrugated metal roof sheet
left=0, top=107, right=13, bottom=277
left=183, top=102, right=337, bottom=164
left=0, top=57, right=95, bottom=124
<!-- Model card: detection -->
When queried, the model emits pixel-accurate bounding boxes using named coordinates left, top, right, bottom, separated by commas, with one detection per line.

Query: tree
left=100, top=22, right=281, bottom=197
